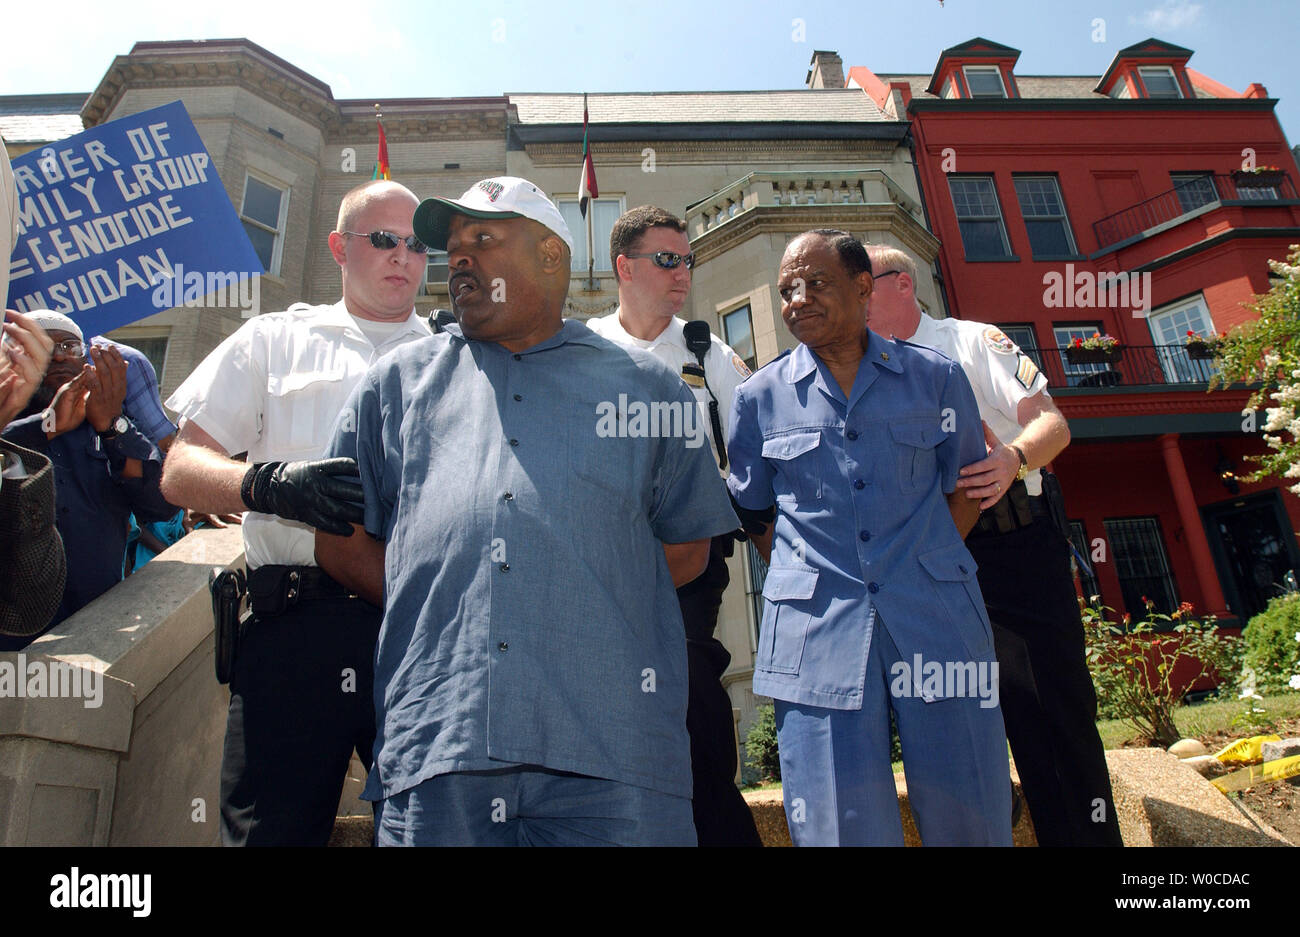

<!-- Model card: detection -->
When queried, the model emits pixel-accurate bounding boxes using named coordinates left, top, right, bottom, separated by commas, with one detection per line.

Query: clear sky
left=6, top=0, right=1299, bottom=142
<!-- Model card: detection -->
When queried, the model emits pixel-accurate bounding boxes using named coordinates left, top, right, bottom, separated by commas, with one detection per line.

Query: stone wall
left=0, top=526, right=243, bottom=845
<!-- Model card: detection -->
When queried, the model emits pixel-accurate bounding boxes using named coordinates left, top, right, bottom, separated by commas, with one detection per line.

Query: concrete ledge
left=1105, top=748, right=1291, bottom=847
left=0, top=527, right=244, bottom=846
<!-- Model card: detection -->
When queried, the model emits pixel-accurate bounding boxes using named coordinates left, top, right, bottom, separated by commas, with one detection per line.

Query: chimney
left=806, top=50, right=845, bottom=89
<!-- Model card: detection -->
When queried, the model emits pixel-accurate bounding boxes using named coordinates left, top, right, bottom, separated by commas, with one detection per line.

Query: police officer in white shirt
left=588, top=205, right=761, bottom=846
left=161, top=180, right=432, bottom=845
left=863, top=243, right=1121, bottom=846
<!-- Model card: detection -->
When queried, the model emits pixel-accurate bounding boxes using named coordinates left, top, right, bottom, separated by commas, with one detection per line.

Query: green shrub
left=1242, top=593, right=1300, bottom=694
left=743, top=704, right=781, bottom=782
left=1084, top=599, right=1241, bottom=747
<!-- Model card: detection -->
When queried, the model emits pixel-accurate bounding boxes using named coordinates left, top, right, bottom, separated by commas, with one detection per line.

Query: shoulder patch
left=983, top=326, right=1016, bottom=355
left=731, top=353, right=752, bottom=378
left=1015, top=353, right=1040, bottom=390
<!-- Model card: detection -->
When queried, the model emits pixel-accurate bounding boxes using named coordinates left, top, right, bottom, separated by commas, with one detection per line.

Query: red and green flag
left=577, top=93, right=598, bottom=217
left=372, top=109, right=390, bottom=180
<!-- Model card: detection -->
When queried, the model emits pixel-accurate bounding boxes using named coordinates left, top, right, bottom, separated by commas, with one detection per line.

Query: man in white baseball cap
left=412, top=176, right=575, bottom=255
left=316, top=176, right=739, bottom=846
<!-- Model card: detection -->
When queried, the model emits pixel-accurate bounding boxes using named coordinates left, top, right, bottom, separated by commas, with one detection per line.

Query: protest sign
left=6, top=100, right=263, bottom=335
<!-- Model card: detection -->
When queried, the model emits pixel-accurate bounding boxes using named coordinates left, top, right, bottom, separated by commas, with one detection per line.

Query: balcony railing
left=1093, top=172, right=1297, bottom=249
left=686, top=170, right=922, bottom=238
left=1031, top=343, right=1220, bottom=391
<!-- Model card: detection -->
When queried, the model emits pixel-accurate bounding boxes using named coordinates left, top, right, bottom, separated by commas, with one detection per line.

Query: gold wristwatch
left=1010, top=444, right=1029, bottom=482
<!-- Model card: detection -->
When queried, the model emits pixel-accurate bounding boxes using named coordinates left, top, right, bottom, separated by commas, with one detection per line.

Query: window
left=239, top=174, right=289, bottom=276
left=1171, top=173, right=1218, bottom=213
left=940, top=75, right=957, bottom=99
left=1069, top=520, right=1102, bottom=603
left=425, top=250, right=449, bottom=290
left=745, top=541, right=769, bottom=649
left=1147, top=294, right=1216, bottom=383
left=1103, top=516, right=1179, bottom=617
left=1000, top=324, right=1042, bottom=370
left=1013, top=176, right=1077, bottom=258
left=962, top=65, right=1007, bottom=99
left=130, top=336, right=169, bottom=387
left=557, top=196, right=624, bottom=273
left=1053, top=322, right=1112, bottom=387
left=1237, top=182, right=1281, bottom=201
left=1138, top=66, right=1182, bottom=99
left=1108, top=79, right=1132, bottom=100
left=723, top=305, right=757, bottom=371
left=949, top=176, right=1012, bottom=260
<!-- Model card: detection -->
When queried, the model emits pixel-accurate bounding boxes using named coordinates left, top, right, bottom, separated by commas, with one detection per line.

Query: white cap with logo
left=413, top=176, right=574, bottom=253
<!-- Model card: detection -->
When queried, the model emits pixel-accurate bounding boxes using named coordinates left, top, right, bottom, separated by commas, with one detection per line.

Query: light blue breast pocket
left=761, top=431, right=823, bottom=503
left=757, top=565, right=819, bottom=675
left=889, top=419, right=944, bottom=493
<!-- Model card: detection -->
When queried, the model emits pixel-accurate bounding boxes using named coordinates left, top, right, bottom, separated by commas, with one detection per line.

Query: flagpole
left=586, top=205, right=595, bottom=291
left=584, top=93, right=595, bottom=291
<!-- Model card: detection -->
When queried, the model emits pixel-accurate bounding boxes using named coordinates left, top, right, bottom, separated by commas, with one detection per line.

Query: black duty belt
left=246, top=565, right=354, bottom=618
left=969, top=479, right=1049, bottom=538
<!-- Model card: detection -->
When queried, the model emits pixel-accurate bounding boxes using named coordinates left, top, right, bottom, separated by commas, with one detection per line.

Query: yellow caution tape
left=1211, top=753, right=1300, bottom=793
left=1214, top=734, right=1281, bottom=765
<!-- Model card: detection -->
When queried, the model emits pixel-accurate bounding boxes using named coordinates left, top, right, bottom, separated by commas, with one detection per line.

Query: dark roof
left=0, top=93, right=88, bottom=145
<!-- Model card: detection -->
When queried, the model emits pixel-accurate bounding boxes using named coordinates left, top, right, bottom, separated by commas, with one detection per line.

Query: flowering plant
left=1185, top=329, right=1225, bottom=344
left=1211, top=245, right=1300, bottom=494
left=1071, top=332, right=1119, bottom=351
left=1082, top=597, right=1240, bottom=747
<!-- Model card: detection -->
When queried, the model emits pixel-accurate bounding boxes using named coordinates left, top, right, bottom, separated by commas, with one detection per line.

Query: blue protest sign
left=6, top=100, right=263, bottom=335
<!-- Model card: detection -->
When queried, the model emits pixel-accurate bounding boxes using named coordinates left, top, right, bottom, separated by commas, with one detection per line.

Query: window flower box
left=1232, top=168, right=1285, bottom=189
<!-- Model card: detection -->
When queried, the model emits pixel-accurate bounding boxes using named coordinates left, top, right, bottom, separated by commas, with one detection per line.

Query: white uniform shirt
left=909, top=313, right=1050, bottom=496
left=587, top=310, right=752, bottom=473
left=166, top=300, right=431, bottom=569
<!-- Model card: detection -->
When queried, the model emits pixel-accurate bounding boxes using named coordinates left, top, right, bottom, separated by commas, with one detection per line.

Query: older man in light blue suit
left=727, top=229, right=1011, bottom=846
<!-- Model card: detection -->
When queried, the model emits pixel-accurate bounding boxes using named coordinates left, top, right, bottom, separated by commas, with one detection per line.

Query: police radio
left=682, top=321, right=727, bottom=471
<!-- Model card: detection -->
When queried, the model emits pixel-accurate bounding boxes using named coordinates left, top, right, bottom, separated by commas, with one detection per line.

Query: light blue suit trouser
left=775, top=615, right=1013, bottom=846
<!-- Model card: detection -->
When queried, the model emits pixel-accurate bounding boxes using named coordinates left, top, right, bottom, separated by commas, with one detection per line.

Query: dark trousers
left=220, top=593, right=381, bottom=846
left=967, top=518, right=1124, bottom=846
left=676, top=537, right=763, bottom=847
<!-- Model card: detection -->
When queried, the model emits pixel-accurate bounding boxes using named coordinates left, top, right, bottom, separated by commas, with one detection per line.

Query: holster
left=980, top=479, right=1035, bottom=535
left=209, top=566, right=248, bottom=685
left=1039, top=469, right=1070, bottom=539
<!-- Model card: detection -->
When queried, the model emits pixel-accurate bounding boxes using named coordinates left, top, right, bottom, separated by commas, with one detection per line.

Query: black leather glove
left=240, top=458, right=364, bottom=536
left=729, top=492, right=776, bottom=542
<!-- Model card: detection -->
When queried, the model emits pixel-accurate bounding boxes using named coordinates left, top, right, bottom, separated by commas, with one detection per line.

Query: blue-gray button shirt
left=326, top=320, right=738, bottom=801
left=727, top=331, right=992, bottom=710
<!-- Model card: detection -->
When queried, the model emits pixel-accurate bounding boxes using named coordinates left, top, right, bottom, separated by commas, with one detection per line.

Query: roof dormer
left=925, top=37, right=1022, bottom=100
left=1096, top=38, right=1195, bottom=100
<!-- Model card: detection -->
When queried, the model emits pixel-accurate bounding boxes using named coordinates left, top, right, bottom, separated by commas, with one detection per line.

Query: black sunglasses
left=624, top=251, right=695, bottom=271
left=341, top=230, right=432, bottom=255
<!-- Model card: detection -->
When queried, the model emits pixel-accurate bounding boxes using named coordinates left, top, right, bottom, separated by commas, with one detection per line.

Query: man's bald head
left=336, top=180, right=419, bottom=235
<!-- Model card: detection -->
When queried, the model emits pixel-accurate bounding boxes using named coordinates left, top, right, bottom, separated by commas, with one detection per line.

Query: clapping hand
left=83, top=344, right=129, bottom=433
left=43, top=371, right=91, bottom=437
left=0, top=310, right=55, bottom=427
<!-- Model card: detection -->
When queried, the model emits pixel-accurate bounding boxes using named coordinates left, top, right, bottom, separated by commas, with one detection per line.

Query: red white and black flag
left=578, top=93, right=598, bottom=218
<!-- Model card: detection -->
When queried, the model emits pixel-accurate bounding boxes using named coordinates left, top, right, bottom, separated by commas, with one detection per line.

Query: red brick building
left=845, top=38, right=1300, bottom=624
